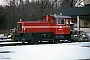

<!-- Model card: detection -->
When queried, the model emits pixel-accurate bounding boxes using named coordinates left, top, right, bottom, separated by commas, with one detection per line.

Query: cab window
left=66, top=19, right=68, bottom=26
left=52, top=18, right=55, bottom=23
left=58, top=18, right=64, bottom=24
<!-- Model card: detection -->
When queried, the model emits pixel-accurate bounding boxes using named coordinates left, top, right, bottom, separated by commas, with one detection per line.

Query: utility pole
left=77, top=15, right=80, bottom=38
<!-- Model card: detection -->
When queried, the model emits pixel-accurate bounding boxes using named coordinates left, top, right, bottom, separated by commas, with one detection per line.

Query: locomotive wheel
left=22, top=38, right=25, bottom=43
left=28, top=41, right=33, bottom=45
left=49, top=40, right=54, bottom=43
left=28, top=41, right=31, bottom=44
left=54, top=40, right=60, bottom=43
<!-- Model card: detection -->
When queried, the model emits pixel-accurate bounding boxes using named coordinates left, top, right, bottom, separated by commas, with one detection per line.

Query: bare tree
left=0, top=6, right=6, bottom=29
left=60, top=0, right=74, bottom=8
left=31, top=0, right=59, bottom=18
left=4, top=0, right=19, bottom=6
left=1, top=0, right=75, bottom=30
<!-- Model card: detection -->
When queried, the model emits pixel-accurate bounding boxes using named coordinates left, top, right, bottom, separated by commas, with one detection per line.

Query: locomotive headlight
left=59, top=26, right=62, bottom=28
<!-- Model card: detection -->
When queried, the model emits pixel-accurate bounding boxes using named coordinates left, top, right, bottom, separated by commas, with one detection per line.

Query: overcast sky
left=0, top=0, right=4, bottom=5
left=0, top=0, right=8, bottom=5
left=0, top=0, right=30, bottom=5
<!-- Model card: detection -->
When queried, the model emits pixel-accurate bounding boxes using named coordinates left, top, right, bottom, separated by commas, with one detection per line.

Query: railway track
left=0, top=39, right=52, bottom=46
left=0, top=39, right=89, bottom=46
left=0, top=39, right=13, bottom=42
left=0, top=41, right=56, bottom=46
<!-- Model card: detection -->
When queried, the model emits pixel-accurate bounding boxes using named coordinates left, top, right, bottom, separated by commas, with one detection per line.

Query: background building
left=57, top=0, right=90, bottom=32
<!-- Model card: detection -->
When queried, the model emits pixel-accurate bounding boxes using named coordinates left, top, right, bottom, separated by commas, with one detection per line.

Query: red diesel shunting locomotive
left=13, top=15, right=72, bottom=44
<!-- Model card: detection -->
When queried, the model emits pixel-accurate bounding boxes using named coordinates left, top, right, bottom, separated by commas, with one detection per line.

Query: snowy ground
left=0, top=42, right=90, bottom=60
left=0, top=34, right=7, bottom=39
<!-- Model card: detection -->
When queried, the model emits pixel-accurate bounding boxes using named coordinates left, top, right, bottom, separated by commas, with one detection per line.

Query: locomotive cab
left=52, top=15, right=72, bottom=43
left=43, top=15, right=70, bottom=26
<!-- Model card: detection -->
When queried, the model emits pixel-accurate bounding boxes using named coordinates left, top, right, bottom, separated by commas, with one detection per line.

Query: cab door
left=64, top=19, right=70, bottom=34
left=56, top=18, right=65, bottom=34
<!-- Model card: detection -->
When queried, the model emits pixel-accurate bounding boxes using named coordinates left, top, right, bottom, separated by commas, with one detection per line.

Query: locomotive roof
left=53, top=15, right=71, bottom=18
left=17, top=21, right=53, bottom=23
left=43, top=15, right=71, bottom=19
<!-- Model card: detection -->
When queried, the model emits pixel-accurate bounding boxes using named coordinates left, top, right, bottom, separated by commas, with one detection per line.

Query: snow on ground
left=0, top=34, right=7, bottom=39
left=0, top=34, right=12, bottom=42
left=0, top=42, right=90, bottom=60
